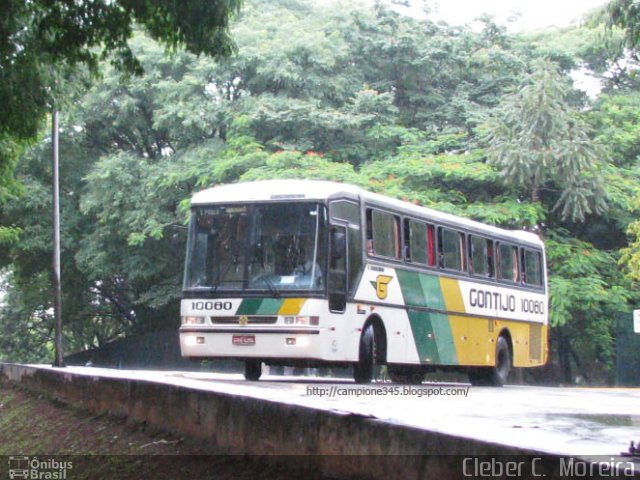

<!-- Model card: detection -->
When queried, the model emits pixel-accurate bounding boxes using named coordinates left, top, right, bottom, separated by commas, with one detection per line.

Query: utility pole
left=52, top=109, right=64, bottom=367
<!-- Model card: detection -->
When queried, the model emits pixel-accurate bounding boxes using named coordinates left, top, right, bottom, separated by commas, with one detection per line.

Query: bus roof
left=191, top=180, right=543, bottom=247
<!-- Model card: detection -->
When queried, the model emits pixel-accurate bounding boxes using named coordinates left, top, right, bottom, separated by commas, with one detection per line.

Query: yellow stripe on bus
left=278, top=298, right=306, bottom=315
left=438, top=277, right=465, bottom=312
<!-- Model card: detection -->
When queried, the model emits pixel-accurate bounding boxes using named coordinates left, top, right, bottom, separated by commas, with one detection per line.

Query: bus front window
left=184, top=203, right=326, bottom=293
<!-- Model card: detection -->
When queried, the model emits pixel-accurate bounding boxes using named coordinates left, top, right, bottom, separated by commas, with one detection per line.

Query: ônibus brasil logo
left=8, top=456, right=72, bottom=479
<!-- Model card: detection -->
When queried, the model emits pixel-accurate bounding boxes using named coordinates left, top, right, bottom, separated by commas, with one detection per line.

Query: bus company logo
left=238, top=315, right=249, bottom=325
left=370, top=275, right=393, bottom=300
left=8, top=456, right=72, bottom=479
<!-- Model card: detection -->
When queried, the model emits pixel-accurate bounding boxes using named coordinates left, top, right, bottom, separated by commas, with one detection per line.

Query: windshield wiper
left=256, top=276, right=280, bottom=297
left=212, top=258, right=242, bottom=293
left=211, top=279, right=244, bottom=294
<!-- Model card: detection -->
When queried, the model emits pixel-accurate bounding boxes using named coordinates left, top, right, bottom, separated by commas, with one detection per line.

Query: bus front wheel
left=244, top=359, right=262, bottom=381
left=353, top=324, right=377, bottom=383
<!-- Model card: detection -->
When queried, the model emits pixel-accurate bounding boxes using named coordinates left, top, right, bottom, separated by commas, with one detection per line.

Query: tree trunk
left=531, top=172, right=541, bottom=203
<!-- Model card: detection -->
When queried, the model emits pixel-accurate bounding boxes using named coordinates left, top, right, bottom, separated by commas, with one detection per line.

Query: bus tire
left=353, top=324, right=377, bottom=383
left=244, top=359, right=262, bottom=381
left=491, top=335, right=511, bottom=386
left=388, top=365, right=424, bottom=384
left=468, top=336, right=511, bottom=387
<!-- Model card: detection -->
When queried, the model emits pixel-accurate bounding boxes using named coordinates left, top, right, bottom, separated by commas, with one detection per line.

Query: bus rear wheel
left=244, top=359, right=262, bottom=381
left=468, top=336, right=511, bottom=387
left=388, top=365, right=424, bottom=384
left=353, top=324, right=377, bottom=383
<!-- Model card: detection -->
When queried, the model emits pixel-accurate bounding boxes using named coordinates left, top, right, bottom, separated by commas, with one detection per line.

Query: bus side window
left=330, top=200, right=359, bottom=224
left=403, top=219, right=411, bottom=260
left=367, top=208, right=400, bottom=260
left=437, top=228, right=444, bottom=268
left=330, top=200, right=363, bottom=296
left=427, top=224, right=435, bottom=267
left=487, top=240, right=495, bottom=277
left=366, top=209, right=374, bottom=254
left=522, top=249, right=543, bottom=287
left=328, top=226, right=347, bottom=312
left=469, top=235, right=492, bottom=277
left=459, top=232, right=467, bottom=272
left=404, top=218, right=433, bottom=266
left=438, top=227, right=464, bottom=271
left=497, top=242, right=519, bottom=283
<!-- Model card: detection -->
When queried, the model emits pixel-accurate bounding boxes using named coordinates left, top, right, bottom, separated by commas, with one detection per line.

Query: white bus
left=180, top=180, right=548, bottom=385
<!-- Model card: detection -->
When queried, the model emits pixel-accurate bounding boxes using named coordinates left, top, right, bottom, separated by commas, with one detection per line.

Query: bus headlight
left=182, top=316, right=206, bottom=325
left=184, top=335, right=205, bottom=346
left=286, top=336, right=310, bottom=347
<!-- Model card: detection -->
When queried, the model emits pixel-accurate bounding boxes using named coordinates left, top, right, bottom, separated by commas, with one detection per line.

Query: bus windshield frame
left=183, top=202, right=327, bottom=295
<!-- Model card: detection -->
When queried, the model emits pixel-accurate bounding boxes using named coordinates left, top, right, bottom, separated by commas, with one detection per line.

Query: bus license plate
left=232, top=335, right=255, bottom=346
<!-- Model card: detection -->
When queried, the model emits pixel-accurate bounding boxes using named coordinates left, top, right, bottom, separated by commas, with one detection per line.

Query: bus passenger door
left=328, top=225, right=347, bottom=313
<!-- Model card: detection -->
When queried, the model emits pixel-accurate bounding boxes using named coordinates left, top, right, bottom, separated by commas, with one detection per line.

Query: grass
left=0, top=380, right=333, bottom=479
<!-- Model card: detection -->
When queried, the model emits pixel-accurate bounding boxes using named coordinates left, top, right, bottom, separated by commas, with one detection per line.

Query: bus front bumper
left=179, top=327, right=326, bottom=360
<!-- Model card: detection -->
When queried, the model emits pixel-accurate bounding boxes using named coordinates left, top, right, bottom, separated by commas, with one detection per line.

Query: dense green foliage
left=1, top=0, right=639, bottom=383
left=0, top=0, right=242, bottom=243
left=484, top=59, right=608, bottom=222
left=607, top=0, right=640, bottom=51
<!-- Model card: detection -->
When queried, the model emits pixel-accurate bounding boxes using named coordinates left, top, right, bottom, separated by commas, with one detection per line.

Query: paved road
left=44, top=366, right=640, bottom=459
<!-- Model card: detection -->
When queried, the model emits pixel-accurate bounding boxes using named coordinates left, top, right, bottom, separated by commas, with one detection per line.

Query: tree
left=0, top=0, right=242, bottom=206
left=484, top=59, right=607, bottom=223
left=1, top=0, right=637, bottom=384
left=345, top=5, right=526, bottom=134
left=607, top=0, right=640, bottom=51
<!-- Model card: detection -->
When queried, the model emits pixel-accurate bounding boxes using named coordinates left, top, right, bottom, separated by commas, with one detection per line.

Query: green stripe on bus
left=419, top=274, right=447, bottom=310
left=397, top=270, right=447, bottom=311
left=256, top=298, right=284, bottom=315
left=237, top=298, right=284, bottom=315
left=398, top=270, right=458, bottom=365
left=430, top=313, right=458, bottom=365
left=407, top=310, right=440, bottom=364
left=408, top=310, right=458, bottom=365
left=396, top=270, right=426, bottom=306
left=236, top=298, right=263, bottom=315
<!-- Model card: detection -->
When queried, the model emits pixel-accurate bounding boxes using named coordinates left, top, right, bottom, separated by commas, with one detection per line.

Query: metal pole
left=52, top=109, right=65, bottom=367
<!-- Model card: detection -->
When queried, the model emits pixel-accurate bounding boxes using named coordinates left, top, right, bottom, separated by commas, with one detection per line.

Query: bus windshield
left=184, top=202, right=327, bottom=293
